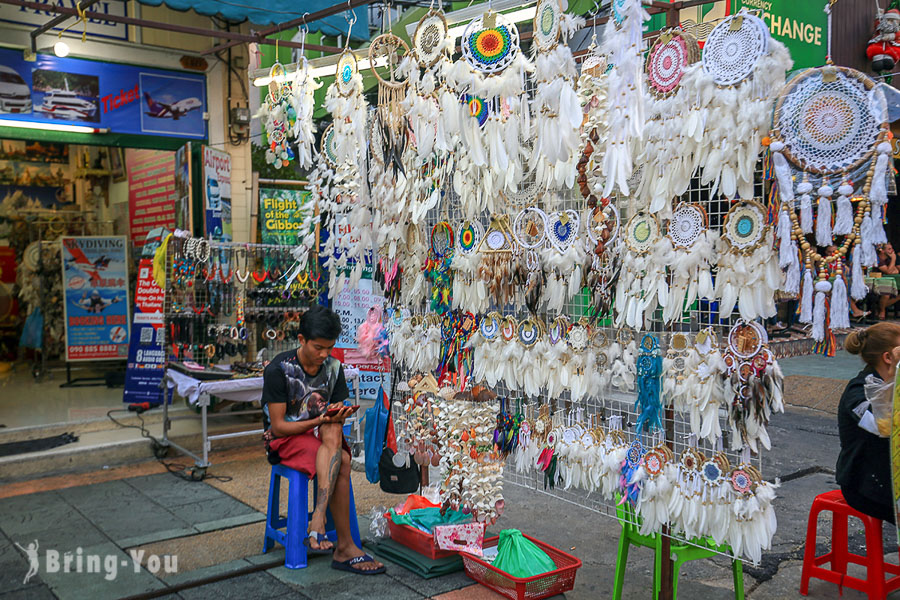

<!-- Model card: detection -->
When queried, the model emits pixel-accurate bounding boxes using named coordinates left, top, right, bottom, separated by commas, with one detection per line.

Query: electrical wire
left=106, top=409, right=233, bottom=482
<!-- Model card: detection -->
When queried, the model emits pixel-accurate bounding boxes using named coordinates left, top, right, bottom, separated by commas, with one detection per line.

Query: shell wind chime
left=688, top=10, right=792, bottom=199
left=769, top=64, right=890, bottom=345
left=599, top=0, right=649, bottom=197
left=529, top=0, right=585, bottom=194
left=637, top=28, right=701, bottom=216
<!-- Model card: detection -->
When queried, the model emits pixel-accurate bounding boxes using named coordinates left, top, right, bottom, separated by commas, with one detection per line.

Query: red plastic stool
left=800, top=489, right=900, bottom=599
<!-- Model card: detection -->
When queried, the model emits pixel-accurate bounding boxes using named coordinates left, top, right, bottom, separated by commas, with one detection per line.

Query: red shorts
left=268, top=428, right=351, bottom=477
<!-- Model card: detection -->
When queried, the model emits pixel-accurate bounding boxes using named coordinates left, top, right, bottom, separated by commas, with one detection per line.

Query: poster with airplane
left=139, top=73, right=205, bottom=136
left=61, top=236, right=130, bottom=361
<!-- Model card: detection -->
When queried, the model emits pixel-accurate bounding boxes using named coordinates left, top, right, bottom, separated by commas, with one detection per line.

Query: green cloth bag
left=492, top=529, right=556, bottom=578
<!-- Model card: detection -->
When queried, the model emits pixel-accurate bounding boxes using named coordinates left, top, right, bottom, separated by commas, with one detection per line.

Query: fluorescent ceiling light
left=0, top=119, right=108, bottom=134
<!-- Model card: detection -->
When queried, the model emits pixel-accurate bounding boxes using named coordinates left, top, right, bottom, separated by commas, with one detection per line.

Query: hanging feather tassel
left=799, top=268, right=814, bottom=324
left=777, top=208, right=795, bottom=269
left=830, top=273, right=850, bottom=330
left=798, top=180, right=813, bottom=234
left=811, top=280, right=831, bottom=342
left=851, top=243, right=868, bottom=300
left=815, top=185, right=833, bottom=247
left=833, top=181, right=854, bottom=236
left=860, top=214, right=877, bottom=267
left=871, top=203, right=888, bottom=245
left=769, top=143, right=793, bottom=202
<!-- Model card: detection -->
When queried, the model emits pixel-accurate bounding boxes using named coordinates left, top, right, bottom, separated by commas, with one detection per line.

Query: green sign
left=258, top=187, right=313, bottom=246
left=733, top=0, right=827, bottom=69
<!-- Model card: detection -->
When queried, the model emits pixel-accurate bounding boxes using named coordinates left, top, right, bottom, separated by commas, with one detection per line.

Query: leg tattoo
left=315, top=449, right=342, bottom=515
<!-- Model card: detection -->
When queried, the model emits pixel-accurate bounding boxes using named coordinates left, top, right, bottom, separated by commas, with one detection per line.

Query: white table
left=161, top=367, right=362, bottom=476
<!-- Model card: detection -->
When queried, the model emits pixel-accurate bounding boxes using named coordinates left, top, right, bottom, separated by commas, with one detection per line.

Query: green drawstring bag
left=492, top=529, right=556, bottom=578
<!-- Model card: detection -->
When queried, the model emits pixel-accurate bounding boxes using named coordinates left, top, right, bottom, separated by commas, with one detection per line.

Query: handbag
left=378, top=447, right=420, bottom=494
left=434, top=522, right=486, bottom=556
left=364, top=385, right=390, bottom=483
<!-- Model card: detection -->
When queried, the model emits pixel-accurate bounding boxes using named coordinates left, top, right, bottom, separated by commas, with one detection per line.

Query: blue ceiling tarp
left=135, top=0, right=369, bottom=40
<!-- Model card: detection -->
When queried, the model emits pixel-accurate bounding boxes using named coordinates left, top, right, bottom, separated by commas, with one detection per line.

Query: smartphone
left=324, top=405, right=360, bottom=418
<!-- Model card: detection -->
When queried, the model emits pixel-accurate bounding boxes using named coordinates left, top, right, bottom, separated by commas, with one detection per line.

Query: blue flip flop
left=304, top=532, right=333, bottom=556
left=331, top=553, right=386, bottom=575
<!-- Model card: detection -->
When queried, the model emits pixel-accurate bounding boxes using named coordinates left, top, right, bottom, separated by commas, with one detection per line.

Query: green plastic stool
left=612, top=497, right=744, bottom=600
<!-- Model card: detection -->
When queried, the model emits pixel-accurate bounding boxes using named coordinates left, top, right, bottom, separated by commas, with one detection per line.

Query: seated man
left=261, top=305, right=384, bottom=575
left=876, top=243, right=900, bottom=319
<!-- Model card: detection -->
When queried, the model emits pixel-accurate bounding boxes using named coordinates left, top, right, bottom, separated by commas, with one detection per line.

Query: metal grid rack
left=390, top=147, right=773, bottom=564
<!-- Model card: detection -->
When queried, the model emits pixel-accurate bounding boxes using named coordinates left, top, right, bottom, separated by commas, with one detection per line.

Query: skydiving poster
left=61, top=236, right=130, bottom=362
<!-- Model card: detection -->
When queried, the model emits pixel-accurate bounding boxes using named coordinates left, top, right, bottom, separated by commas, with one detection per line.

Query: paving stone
left=161, top=558, right=252, bottom=586
left=0, top=584, right=57, bottom=600
left=57, top=480, right=138, bottom=508
left=77, top=501, right=190, bottom=544
left=178, top=571, right=297, bottom=600
left=0, top=492, right=70, bottom=538
left=193, top=512, right=265, bottom=533
left=167, top=496, right=257, bottom=528
left=373, top=555, right=471, bottom=597
left=37, top=540, right=167, bottom=600
left=21, top=515, right=110, bottom=551
left=0, top=533, right=42, bottom=595
left=279, top=569, right=425, bottom=600
left=124, top=474, right=226, bottom=507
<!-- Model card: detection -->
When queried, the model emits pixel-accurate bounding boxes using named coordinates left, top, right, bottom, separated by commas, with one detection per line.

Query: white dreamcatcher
left=541, top=209, right=584, bottom=314
left=770, top=65, right=890, bottom=341
left=714, top=200, right=781, bottom=322
left=687, top=10, right=792, bottom=200
left=615, top=211, right=668, bottom=330
left=451, top=218, right=489, bottom=314
left=658, top=202, right=718, bottom=324
left=529, top=0, right=584, bottom=194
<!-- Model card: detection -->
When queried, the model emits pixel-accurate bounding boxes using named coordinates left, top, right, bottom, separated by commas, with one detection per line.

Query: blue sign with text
left=0, top=48, right=206, bottom=139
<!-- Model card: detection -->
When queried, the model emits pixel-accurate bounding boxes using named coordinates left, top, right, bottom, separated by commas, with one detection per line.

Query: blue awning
left=135, top=0, right=369, bottom=41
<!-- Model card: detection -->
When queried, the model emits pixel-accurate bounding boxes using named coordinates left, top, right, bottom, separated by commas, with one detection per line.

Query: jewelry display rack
left=158, top=236, right=322, bottom=475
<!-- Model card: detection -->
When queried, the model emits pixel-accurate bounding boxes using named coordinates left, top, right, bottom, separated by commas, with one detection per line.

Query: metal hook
left=344, top=6, right=357, bottom=48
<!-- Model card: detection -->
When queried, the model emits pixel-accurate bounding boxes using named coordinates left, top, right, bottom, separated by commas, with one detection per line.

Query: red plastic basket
left=387, top=519, right=458, bottom=560
left=460, top=534, right=582, bottom=600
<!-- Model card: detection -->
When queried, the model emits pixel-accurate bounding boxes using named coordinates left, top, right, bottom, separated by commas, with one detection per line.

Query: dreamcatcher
left=676, top=328, right=728, bottom=445
left=325, top=12, right=368, bottom=178
left=599, top=0, right=649, bottom=197
left=257, top=61, right=295, bottom=169
left=477, top=214, right=518, bottom=307
left=634, top=333, right=663, bottom=435
left=615, top=212, right=668, bottom=330
left=715, top=200, right=780, bottom=321
left=583, top=200, right=621, bottom=323
left=512, top=206, right=548, bottom=314
left=689, top=10, right=792, bottom=200
left=529, top=0, right=584, bottom=193
left=658, top=202, right=717, bottom=324
left=542, top=209, right=584, bottom=314
left=425, top=221, right=454, bottom=314
left=769, top=65, right=890, bottom=344
left=637, top=28, right=701, bottom=216
left=448, top=9, right=532, bottom=201
left=632, top=438, right=677, bottom=536
left=370, top=30, right=411, bottom=177
left=451, top=218, right=489, bottom=314
left=722, top=320, right=784, bottom=453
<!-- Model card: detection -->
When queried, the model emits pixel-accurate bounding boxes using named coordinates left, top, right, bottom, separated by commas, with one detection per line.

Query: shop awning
left=134, top=0, right=369, bottom=40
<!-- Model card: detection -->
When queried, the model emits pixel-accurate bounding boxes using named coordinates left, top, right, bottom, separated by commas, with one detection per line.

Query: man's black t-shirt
left=261, top=349, right=349, bottom=431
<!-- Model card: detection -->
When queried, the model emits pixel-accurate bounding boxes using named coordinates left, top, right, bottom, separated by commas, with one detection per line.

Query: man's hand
left=319, top=403, right=353, bottom=424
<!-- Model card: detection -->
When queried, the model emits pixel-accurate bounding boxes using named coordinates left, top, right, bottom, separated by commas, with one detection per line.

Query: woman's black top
left=836, top=366, right=891, bottom=505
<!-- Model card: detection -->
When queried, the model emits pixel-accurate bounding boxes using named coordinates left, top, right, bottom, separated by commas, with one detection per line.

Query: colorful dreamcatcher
left=425, top=221, right=454, bottom=314
left=635, top=334, right=663, bottom=434
left=462, top=14, right=520, bottom=74
left=770, top=65, right=890, bottom=345
left=543, top=210, right=584, bottom=314
left=715, top=200, right=780, bottom=322
left=451, top=219, right=488, bottom=314
left=258, top=61, right=295, bottom=170
left=722, top=320, right=784, bottom=454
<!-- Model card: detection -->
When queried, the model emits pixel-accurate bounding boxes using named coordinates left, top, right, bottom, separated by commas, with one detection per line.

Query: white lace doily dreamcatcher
left=770, top=65, right=890, bottom=341
left=617, top=211, right=666, bottom=330
left=413, top=9, right=448, bottom=68
left=320, top=123, right=338, bottom=170
left=623, top=211, right=660, bottom=255
left=702, top=12, right=768, bottom=87
left=661, top=203, right=717, bottom=324
left=533, top=0, right=562, bottom=52
left=667, top=202, right=706, bottom=249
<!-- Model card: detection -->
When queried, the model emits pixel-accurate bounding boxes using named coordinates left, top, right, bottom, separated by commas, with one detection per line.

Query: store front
left=0, top=45, right=209, bottom=428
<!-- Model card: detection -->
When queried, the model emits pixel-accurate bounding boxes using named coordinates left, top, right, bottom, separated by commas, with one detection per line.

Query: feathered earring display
left=715, top=200, right=781, bottom=321
left=615, top=212, right=668, bottom=330
left=638, top=28, right=701, bottom=216
left=466, top=312, right=502, bottom=387
left=659, top=203, right=717, bottom=324
left=769, top=64, right=890, bottom=343
left=599, top=0, right=649, bottom=197
left=516, top=317, right=546, bottom=398
left=543, top=316, right=571, bottom=398
left=542, top=209, right=584, bottom=314
left=662, top=332, right=689, bottom=410
left=529, top=0, right=584, bottom=193
left=691, top=10, right=791, bottom=199
left=635, top=333, right=663, bottom=435
left=448, top=9, right=533, bottom=202
left=451, top=219, right=488, bottom=313
left=722, top=320, right=784, bottom=453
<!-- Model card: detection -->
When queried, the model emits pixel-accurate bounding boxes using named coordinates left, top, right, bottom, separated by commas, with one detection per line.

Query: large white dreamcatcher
left=599, top=0, right=649, bottom=197
left=770, top=65, right=890, bottom=342
left=451, top=218, right=489, bottom=314
left=714, top=200, right=781, bottom=321
left=541, top=209, right=584, bottom=314
left=512, top=206, right=548, bottom=315
left=637, top=29, right=701, bottom=217
left=686, top=10, right=792, bottom=200
left=447, top=10, right=533, bottom=207
left=657, top=202, right=717, bottom=324
left=615, top=211, right=668, bottom=331
left=256, top=62, right=295, bottom=170
left=529, top=0, right=584, bottom=195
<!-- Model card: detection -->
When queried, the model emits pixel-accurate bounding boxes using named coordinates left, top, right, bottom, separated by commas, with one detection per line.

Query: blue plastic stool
left=262, top=463, right=362, bottom=569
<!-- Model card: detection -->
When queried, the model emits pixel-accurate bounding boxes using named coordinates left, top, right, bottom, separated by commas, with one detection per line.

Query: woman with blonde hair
left=836, top=322, right=900, bottom=523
